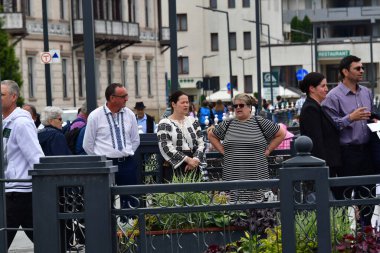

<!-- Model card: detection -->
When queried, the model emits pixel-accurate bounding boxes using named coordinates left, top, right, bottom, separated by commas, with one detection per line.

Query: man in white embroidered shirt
left=83, top=83, right=140, bottom=208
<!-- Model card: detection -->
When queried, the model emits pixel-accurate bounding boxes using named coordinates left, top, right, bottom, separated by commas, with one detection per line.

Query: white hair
left=40, top=106, right=63, bottom=126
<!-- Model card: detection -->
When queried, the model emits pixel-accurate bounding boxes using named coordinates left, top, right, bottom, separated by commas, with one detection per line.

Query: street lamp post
left=370, top=18, right=376, bottom=95
left=238, top=56, right=256, bottom=92
left=244, top=19, right=273, bottom=104
left=197, top=6, right=233, bottom=101
left=202, top=55, right=217, bottom=98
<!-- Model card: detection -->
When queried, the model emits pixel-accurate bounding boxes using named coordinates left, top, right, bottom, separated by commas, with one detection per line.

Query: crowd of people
left=2, top=54, right=379, bottom=248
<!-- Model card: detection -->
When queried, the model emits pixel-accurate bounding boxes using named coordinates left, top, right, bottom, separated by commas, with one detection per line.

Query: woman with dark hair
left=299, top=72, right=342, bottom=179
left=157, top=91, right=207, bottom=181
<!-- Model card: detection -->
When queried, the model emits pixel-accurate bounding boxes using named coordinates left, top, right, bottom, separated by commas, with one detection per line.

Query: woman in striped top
left=208, top=94, right=285, bottom=201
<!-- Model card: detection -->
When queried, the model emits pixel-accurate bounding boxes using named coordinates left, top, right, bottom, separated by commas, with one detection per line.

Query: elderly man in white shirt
left=83, top=83, right=140, bottom=208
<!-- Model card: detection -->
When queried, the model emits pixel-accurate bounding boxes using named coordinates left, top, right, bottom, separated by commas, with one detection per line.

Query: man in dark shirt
left=134, top=102, right=155, bottom=133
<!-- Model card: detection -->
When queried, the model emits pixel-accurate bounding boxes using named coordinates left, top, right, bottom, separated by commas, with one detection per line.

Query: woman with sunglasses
left=157, top=91, right=207, bottom=181
left=299, top=72, right=342, bottom=185
left=208, top=93, right=285, bottom=201
left=38, top=106, right=72, bottom=156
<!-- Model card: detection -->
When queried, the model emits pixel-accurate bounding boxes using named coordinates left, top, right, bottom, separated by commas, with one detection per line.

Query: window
left=60, top=0, right=65, bottom=19
left=244, top=32, right=252, bottom=50
left=272, top=65, right=302, bottom=88
left=147, top=61, right=152, bottom=96
left=73, top=0, right=82, bottom=19
left=231, top=75, right=238, bottom=90
left=134, top=61, right=140, bottom=96
left=122, top=60, right=128, bottom=88
left=178, top=57, right=189, bottom=74
left=145, top=0, right=149, bottom=27
left=112, top=0, right=122, bottom=20
left=177, top=14, right=188, bottom=31
left=128, top=0, right=136, bottom=22
left=24, top=0, right=31, bottom=16
left=27, top=57, right=34, bottom=98
left=78, top=59, right=84, bottom=97
left=210, top=76, right=220, bottom=91
left=210, top=0, right=217, bottom=9
left=93, top=0, right=105, bottom=20
left=107, top=60, right=113, bottom=85
left=244, top=75, right=253, bottom=93
left=229, top=32, right=237, bottom=50
left=242, top=0, right=250, bottom=8
left=62, top=59, right=68, bottom=98
left=228, top=0, right=236, bottom=8
left=211, top=33, right=219, bottom=51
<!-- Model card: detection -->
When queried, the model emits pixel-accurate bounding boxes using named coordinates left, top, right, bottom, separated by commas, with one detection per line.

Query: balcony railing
left=283, top=6, right=380, bottom=23
left=0, top=12, right=26, bottom=35
left=73, top=19, right=140, bottom=42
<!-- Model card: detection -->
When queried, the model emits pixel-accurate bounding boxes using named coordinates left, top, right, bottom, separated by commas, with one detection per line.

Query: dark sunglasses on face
left=352, top=66, right=365, bottom=71
left=233, top=104, right=246, bottom=109
left=57, top=117, right=62, bottom=121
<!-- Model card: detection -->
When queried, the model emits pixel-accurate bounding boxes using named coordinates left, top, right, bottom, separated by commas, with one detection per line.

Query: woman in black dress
left=299, top=72, right=342, bottom=196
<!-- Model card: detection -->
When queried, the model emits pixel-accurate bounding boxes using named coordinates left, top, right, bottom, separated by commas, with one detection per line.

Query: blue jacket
left=38, top=126, right=72, bottom=156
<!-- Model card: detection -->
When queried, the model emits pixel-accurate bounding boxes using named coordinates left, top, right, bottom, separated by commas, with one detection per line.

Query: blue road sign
left=227, top=82, right=231, bottom=90
left=296, top=69, right=308, bottom=81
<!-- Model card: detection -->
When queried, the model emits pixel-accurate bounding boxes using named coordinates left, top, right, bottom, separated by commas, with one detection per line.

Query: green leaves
left=0, top=22, right=23, bottom=105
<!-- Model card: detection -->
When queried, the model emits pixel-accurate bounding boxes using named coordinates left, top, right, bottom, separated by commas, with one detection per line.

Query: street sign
left=263, top=72, right=279, bottom=87
left=40, top=50, right=61, bottom=64
left=263, top=87, right=279, bottom=100
left=318, top=50, right=350, bottom=59
left=296, top=69, right=308, bottom=81
left=40, top=52, right=51, bottom=64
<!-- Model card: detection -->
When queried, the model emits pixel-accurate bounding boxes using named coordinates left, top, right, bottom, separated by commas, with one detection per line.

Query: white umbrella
left=206, top=88, right=242, bottom=102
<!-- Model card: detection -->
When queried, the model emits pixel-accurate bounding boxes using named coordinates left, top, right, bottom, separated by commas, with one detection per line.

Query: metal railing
left=4, top=136, right=380, bottom=253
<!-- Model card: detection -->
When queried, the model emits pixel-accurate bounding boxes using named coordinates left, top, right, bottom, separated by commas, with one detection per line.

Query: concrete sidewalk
left=8, top=231, right=34, bottom=253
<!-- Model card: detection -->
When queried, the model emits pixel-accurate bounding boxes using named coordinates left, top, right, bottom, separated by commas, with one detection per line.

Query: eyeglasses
left=112, top=94, right=129, bottom=99
left=233, top=104, right=246, bottom=109
left=56, top=117, right=62, bottom=122
left=352, top=66, right=365, bottom=71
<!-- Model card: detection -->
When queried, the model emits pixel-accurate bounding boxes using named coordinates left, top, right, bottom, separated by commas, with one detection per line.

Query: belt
left=106, top=156, right=129, bottom=163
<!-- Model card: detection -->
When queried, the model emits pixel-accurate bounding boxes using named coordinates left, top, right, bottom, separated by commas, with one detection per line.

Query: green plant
left=258, top=226, right=282, bottom=253
left=290, top=15, right=312, bottom=43
left=0, top=21, right=24, bottom=105
left=237, top=231, right=261, bottom=253
left=208, top=207, right=353, bottom=252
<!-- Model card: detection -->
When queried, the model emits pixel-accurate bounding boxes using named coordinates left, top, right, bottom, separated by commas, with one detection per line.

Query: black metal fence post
left=280, top=136, right=331, bottom=253
left=30, top=155, right=117, bottom=253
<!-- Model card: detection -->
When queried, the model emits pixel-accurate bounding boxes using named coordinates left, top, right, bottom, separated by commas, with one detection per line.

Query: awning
left=206, top=88, right=241, bottom=102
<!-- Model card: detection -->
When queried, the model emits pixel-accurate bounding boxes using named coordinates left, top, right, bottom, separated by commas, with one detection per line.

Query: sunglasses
left=352, top=66, right=365, bottom=71
left=233, top=104, right=246, bottom=109
left=56, top=117, right=62, bottom=121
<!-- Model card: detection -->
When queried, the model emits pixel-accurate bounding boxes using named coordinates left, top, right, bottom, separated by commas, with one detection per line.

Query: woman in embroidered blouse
left=157, top=91, right=206, bottom=181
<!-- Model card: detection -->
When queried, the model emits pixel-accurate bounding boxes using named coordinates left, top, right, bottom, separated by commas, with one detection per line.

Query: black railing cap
left=282, top=136, right=326, bottom=167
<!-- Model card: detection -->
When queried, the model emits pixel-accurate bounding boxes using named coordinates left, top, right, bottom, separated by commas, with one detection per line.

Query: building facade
left=161, top=0, right=380, bottom=104
left=0, top=0, right=169, bottom=118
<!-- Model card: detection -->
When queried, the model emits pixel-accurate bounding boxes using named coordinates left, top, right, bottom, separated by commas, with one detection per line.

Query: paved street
left=8, top=231, right=34, bottom=253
